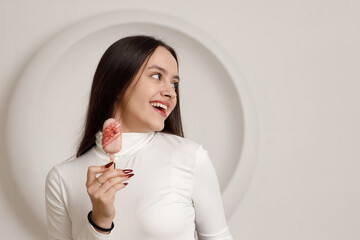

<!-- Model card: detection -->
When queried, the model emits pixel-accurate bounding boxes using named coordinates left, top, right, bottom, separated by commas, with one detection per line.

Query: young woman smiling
left=45, top=35, right=233, bottom=240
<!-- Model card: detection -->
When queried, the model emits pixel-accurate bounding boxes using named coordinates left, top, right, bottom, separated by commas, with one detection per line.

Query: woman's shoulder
left=155, top=132, right=202, bottom=151
left=47, top=147, right=96, bottom=179
left=154, top=132, right=208, bottom=164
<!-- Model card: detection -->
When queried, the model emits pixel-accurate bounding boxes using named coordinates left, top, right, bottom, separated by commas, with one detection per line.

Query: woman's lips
left=150, top=104, right=167, bottom=118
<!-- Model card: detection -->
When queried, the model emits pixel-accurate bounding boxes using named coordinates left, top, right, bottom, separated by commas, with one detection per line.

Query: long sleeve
left=192, top=146, right=234, bottom=240
left=45, top=166, right=111, bottom=240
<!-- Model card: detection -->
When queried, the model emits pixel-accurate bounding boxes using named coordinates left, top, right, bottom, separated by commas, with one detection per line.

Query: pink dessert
left=102, top=118, right=122, bottom=163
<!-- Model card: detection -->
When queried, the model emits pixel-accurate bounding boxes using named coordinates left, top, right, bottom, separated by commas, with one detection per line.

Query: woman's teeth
left=150, top=102, right=167, bottom=112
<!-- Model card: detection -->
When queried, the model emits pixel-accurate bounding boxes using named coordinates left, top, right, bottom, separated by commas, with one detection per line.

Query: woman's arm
left=192, top=146, right=234, bottom=240
left=45, top=166, right=112, bottom=240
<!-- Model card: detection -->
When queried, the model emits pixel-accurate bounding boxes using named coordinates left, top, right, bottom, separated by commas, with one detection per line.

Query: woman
left=46, top=35, right=233, bottom=239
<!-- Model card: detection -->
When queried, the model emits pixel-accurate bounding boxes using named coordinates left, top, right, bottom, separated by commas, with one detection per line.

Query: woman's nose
left=161, top=82, right=176, bottom=99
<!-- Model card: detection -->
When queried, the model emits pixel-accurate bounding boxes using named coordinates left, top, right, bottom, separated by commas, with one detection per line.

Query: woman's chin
left=151, top=122, right=165, bottom=132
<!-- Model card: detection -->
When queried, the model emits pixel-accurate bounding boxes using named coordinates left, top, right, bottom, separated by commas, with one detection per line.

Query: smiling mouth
left=150, top=102, right=168, bottom=113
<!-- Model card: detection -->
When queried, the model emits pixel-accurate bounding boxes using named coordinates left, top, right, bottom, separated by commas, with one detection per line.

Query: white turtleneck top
left=45, top=132, right=233, bottom=240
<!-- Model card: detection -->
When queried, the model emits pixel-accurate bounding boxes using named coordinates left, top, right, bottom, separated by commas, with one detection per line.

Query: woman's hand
left=86, top=162, right=134, bottom=233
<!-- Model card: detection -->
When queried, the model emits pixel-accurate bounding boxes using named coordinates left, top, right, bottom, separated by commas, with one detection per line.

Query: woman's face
left=115, top=46, right=179, bottom=132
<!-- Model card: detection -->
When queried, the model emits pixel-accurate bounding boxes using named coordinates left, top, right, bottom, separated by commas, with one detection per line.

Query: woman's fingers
left=97, top=169, right=132, bottom=185
left=105, top=182, right=129, bottom=197
left=88, top=172, right=132, bottom=208
left=86, top=164, right=133, bottom=197
left=98, top=175, right=132, bottom=193
left=86, top=162, right=114, bottom=186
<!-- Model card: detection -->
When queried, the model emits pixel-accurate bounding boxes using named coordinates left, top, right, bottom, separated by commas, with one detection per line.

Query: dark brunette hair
left=76, top=35, right=183, bottom=157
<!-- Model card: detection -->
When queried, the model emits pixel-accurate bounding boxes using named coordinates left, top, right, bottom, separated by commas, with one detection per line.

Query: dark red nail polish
left=124, top=182, right=128, bottom=186
left=105, top=162, right=113, bottom=168
left=123, top=169, right=133, bottom=174
left=126, top=173, right=134, bottom=178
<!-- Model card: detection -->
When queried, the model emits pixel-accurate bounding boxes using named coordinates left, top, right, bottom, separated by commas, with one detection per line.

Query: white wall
left=1, top=0, right=359, bottom=239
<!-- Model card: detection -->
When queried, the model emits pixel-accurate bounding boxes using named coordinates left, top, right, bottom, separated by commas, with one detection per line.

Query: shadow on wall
left=1, top=62, right=47, bottom=239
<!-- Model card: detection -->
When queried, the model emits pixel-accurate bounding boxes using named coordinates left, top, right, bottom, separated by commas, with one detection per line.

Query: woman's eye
left=151, top=73, right=161, bottom=80
left=172, top=82, right=179, bottom=88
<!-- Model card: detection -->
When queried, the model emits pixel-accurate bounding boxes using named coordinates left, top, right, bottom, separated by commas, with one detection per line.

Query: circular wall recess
left=6, top=10, right=258, bottom=227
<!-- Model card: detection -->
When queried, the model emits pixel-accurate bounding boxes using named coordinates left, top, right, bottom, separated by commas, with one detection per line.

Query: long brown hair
left=77, top=35, right=184, bottom=157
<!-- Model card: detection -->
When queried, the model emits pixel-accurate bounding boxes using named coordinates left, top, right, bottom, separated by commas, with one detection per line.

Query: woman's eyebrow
left=148, top=65, right=180, bottom=81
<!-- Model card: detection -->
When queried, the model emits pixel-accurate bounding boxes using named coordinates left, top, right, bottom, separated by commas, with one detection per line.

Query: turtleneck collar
left=94, top=131, right=156, bottom=162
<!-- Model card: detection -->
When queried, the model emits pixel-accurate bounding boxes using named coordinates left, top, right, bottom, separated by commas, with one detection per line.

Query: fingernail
left=123, top=169, right=133, bottom=174
left=124, top=182, right=128, bottom=186
left=105, top=162, right=113, bottom=168
left=126, top=173, right=134, bottom=178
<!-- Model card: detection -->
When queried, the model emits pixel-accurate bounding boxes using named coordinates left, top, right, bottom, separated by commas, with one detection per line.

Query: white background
left=1, top=0, right=359, bottom=239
